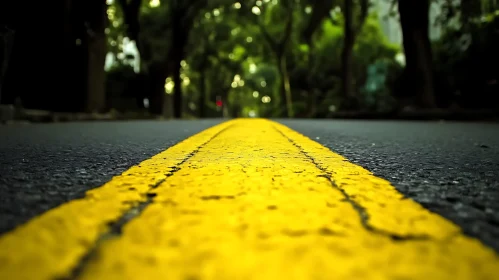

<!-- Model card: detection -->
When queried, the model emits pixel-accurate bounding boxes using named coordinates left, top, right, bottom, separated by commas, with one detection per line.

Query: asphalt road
left=0, top=120, right=222, bottom=234
left=1, top=119, right=498, bottom=253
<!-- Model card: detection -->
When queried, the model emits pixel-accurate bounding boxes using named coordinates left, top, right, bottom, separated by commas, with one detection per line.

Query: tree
left=251, top=0, right=295, bottom=117
left=432, top=0, right=499, bottom=109
left=299, top=0, right=338, bottom=116
left=115, top=0, right=210, bottom=117
left=187, top=6, right=231, bottom=118
left=116, top=0, right=168, bottom=115
left=398, top=0, right=436, bottom=108
left=341, top=0, right=369, bottom=110
left=117, top=0, right=142, bottom=53
left=0, top=26, right=15, bottom=104
left=301, top=0, right=336, bottom=43
left=84, top=0, right=108, bottom=112
left=165, top=0, right=214, bottom=118
left=0, top=0, right=108, bottom=112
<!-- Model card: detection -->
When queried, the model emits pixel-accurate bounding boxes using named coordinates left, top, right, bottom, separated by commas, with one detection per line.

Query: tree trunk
left=341, top=0, right=356, bottom=110
left=258, top=0, right=294, bottom=118
left=64, top=0, right=87, bottom=112
left=341, top=43, right=355, bottom=108
left=304, top=40, right=316, bottom=118
left=172, top=56, right=183, bottom=119
left=277, top=54, right=293, bottom=118
left=398, top=0, right=436, bottom=108
left=85, top=1, right=107, bottom=113
left=222, top=88, right=230, bottom=118
left=148, top=74, right=166, bottom=116
left=0, top=27, right=15, bottom=103
left=147, top=62, right=168, bottom=115
left=86, top=35, right=107, bottom=112
left=170, top=18, right=187, bottom=119
left=2, top=1, right=83, bottom=111
left=307, top=89, right=318, bottom=118
left=198, top=68, right=206, bottom=118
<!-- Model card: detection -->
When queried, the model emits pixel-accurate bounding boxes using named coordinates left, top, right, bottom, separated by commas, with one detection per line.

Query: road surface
left=0, top=119, right=498, bottom=279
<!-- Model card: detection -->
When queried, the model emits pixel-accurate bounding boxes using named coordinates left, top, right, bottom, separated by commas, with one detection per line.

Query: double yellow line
left=0, top=119, right=498, bottom=280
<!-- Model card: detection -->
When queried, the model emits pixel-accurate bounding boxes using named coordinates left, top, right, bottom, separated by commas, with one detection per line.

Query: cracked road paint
left=1, top=119, right=498, bottom=280
left=80, top=120, right=498, bottom=280
left=0, top=121, right=234, bottom=280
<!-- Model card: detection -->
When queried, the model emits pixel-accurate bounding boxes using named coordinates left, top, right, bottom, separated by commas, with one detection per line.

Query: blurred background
left=0, top=0, right=498, bottom=120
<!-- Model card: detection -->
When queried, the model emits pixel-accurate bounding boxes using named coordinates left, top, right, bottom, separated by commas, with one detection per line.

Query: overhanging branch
left=355, top=0, right=369, bottom=34
left=302, top=0, right=335, bottom=43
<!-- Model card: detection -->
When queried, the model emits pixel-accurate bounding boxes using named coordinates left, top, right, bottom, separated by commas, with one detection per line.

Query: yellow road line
left=77, top=119, right=496, bottom=280
left=0, top=121, right=234, bottom=280
left=1, top=119, right=498, bottom=280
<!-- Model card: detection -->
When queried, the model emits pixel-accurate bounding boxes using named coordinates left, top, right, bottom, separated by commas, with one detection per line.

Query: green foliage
left=100, top=0, right=495, bottom=117
left=355, top=12, right=401, bottom=112
left=355, top=13, right=399, bottom=66
left=435, top=0, right=499, bottom=29
left=432, top=12, right=499, bottom=109
left=106, top=4, right=127, bottom=59
left=289, top=9, right=402, bottom=115
left=314, top=19, right=343, bottom=70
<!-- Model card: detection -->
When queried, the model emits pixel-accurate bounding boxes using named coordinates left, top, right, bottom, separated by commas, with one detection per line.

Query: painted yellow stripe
left=75, top=119, right=496, bottom=280
left=0, top=119, right=498, bottom=280
left=0, top=121, right=234, bottom=280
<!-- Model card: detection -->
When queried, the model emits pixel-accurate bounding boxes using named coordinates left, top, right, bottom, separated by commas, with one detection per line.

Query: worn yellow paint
left=0, top=121, right=234, bottom=280
left=74, top=119, right=499, bottom=280
left=1, top=119, right=498, bottom=280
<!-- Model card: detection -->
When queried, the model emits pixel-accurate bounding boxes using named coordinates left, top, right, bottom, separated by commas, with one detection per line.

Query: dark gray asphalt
left=0, top=119, right=498, bottom=253
left=281, top=119, right=499, bottom=252
left=0, top=120, right=222, bottom=234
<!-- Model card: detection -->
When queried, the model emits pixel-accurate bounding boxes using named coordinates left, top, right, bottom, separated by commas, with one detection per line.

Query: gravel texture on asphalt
left=0, top=120, right=222, bottom=233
